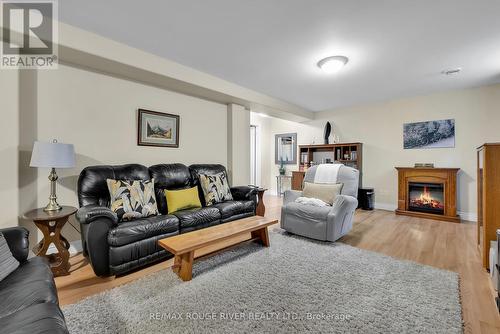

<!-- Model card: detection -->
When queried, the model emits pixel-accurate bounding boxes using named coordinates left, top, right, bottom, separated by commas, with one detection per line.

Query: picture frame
left=137, top=109, right=180, bottom=148
left=403, top=119, right=455, bottom=149
left=275, top=133, right=297, bottom=165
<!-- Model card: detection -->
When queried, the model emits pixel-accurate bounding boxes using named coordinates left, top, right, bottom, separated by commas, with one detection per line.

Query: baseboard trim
left=374, top=203, right=397, bottom=211
left=373, top=202, right=477, bottom=222
left=457, top=211, right=477, bottom=223
left=47, top=240, right=83, bottom=255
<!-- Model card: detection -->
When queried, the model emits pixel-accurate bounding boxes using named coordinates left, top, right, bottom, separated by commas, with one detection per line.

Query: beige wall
left=36, top=64, right=229, bottom=241
left=0, top=71, right=19, bottom=229
left=0, top=70, right=38, bottom=243
left=3, top=63, right=234, bottom=243
left=227, top=104, right=251, bottom=185
left=256, top=84, right=500, bottom=220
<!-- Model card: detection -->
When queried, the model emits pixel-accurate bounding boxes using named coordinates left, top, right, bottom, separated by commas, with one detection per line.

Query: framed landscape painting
left=137, top=109, right=179, bottom=147
left=403, top=119, right=455, bottom=149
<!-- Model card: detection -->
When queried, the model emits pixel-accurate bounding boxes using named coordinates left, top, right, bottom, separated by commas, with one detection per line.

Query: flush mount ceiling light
left=442, top=68, right=461, bottom=75
left=317, top=55, right=349, bottom=74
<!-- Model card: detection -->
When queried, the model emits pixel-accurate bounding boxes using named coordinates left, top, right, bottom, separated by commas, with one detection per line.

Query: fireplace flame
left=410, top=185, right=444, bottom=210
left=418, top=186, right=433, bottom=204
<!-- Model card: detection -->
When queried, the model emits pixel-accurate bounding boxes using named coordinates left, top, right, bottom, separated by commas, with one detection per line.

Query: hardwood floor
left=55, top=195, right=500, bottom=333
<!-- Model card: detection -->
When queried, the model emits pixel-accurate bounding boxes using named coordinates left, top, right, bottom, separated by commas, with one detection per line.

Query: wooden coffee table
left=158, top=216, right=277, bottom=281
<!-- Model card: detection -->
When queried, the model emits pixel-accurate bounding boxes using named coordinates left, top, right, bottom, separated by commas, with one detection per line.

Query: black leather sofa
left=76, top=163, right=257, bottom=277
left=0, top=227, right=69, bottom=334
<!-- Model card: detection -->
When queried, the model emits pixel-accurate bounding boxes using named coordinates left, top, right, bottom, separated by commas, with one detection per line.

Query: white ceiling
left=59, top=0, right=500, bottom=112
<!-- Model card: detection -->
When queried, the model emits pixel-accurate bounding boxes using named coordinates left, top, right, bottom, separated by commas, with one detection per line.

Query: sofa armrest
left=283, top=190, right=302, bottom=206
left=76, top=205, right=117, bottom=276
left=82, top=217, right=114, bottom=276
left=230, top=186, right=257, bottom=201
left=0, top=227, right=29, bottom=262
left=76, top=205, right=118, bottom=225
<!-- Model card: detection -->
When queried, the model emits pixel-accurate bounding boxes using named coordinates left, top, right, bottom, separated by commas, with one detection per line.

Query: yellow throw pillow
left=165, top=187, right=202, bottom=214
left=302, top=182, right=343, bottom=205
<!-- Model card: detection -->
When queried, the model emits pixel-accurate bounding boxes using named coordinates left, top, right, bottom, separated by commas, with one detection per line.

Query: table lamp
left=30, top=140, right=76, bottom=212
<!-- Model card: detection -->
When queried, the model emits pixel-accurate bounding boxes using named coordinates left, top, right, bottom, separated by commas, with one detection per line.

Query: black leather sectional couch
left=76, top=163, right=257, bottom=277
left=0, top=227, right=69, bottom=334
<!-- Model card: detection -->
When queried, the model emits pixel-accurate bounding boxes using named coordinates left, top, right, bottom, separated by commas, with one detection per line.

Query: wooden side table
left=255, top=188, right=267, bottom=217
left=23, top=206, right=77, bottom=277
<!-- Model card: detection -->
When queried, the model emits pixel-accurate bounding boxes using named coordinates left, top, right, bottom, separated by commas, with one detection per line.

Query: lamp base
left=44, top=168, right=62, bottom=212
left=44, top=200, right=62, bottom=212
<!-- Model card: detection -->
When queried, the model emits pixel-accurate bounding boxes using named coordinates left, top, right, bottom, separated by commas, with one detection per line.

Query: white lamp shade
left=29, top=141, right=76, bottom=168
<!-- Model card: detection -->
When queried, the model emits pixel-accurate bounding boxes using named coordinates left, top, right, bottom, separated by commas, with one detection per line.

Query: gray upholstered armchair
left=281, top=164, right=359, bottom=242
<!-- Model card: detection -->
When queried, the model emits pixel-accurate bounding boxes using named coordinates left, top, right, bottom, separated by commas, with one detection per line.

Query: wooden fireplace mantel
left=395, top=167, right=460, bottom=223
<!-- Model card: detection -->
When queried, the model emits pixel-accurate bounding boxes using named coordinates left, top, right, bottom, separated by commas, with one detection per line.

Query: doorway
left=250, top=125, right=260, bottom=186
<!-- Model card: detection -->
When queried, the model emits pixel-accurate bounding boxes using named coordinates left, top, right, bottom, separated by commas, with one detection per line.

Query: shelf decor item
left=138, top=109, right=180, bottom=148
left=29, top=140, right=76, bottom=212
left=300, top=152, right=308, bottom=165
left=414, top=163, right=434, bottom=168
left=324, top=121, right=331, bottom=144
left=279, top=159, right=286, bottom=175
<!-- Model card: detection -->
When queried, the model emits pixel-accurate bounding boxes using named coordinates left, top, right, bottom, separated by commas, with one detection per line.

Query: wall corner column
left=227, top=103, right=250, bottom=185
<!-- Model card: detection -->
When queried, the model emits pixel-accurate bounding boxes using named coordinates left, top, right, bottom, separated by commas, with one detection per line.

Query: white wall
left=257, top=84, right=500, bottom=220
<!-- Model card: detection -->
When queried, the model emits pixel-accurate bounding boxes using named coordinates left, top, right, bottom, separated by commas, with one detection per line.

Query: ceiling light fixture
left=317, top=55, right=349, bottom=74
left=442, top=68, right=461, bottom=75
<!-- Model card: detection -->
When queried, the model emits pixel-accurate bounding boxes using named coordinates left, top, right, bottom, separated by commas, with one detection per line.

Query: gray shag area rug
left=63, top=231, right=462, bottom=334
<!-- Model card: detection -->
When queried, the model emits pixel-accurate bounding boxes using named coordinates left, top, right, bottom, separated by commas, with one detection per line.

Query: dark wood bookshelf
left=291, top=143, right=363, bottom=190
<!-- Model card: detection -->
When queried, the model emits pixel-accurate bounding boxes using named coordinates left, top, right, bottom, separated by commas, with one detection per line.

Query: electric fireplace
left=408, top=182, right=444, bottom=215
left=395, top=167, right=460, bottom=223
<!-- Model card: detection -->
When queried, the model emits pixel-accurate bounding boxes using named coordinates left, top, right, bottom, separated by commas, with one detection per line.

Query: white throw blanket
left=295, top=196, right=330, bottom=207
left=314, top=164, right=342, bottom=184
